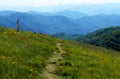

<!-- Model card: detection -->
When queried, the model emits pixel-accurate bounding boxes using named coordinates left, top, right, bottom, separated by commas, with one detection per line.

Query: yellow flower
left=2, top=56, right=4, bottom=58
left=13, top=62, right=16, bottom=64
left=30, top=69, right=33, bottom=71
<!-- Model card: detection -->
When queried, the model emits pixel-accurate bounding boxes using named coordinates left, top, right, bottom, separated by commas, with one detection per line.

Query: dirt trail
left=43, top=42, right=65, bottom=79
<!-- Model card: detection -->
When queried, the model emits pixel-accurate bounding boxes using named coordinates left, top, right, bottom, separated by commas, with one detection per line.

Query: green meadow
left=0, top=27, right=58, bottom=79
left=54, top=40, right=120, bottom=79
left=0, top=27, right=120, bottom=79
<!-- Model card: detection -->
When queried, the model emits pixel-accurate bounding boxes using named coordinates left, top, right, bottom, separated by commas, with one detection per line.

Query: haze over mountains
left=1, top=3, right=120, bottom=15
left=0, top=3, right=120, bottom=34
left=0, top=11, right=120, bottom=35
left=29, top=10, right=87, bottom=19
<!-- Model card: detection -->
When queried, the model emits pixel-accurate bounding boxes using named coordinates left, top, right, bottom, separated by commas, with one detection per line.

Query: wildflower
left=13, top=62, right=16, bottom=64
left=0, top=56, right=6, bottom=59
left=30, top=69, right=33, bottom=71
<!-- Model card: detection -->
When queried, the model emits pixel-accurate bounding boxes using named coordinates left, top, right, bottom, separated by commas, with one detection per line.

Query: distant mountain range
left=75, top=14, right=120, bottom=31
left=0, top=11, right=83, bottom=34
left=29, top=10, right=87, bottom=19
left=53, top=11, right=87, bottom=19
left=0, top=11, right=120, bottom=35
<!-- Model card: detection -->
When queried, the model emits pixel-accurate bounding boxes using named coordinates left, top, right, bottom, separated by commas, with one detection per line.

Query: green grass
left=54, top=40, right=120, bottom=79
left=0, top=27, right=58, bottom=79
left=0, top=27, right=120, bottom=79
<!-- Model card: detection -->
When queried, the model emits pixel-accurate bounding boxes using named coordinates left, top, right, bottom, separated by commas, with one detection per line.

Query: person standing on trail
left=16, top=19, right=20, bottom=32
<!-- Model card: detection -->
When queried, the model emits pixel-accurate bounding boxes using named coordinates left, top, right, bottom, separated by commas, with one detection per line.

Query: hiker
left=16, top=19, right=20, bottom=32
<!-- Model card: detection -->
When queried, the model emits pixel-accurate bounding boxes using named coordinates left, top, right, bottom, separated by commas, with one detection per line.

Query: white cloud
left=0, top=0, right=120, bottom=7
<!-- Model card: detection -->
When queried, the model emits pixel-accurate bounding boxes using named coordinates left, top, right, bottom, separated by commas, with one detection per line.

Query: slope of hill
left=55, top=40, right=120, bottom=79
left=0, top=26, right=58, bottom=79
left=0, top=26, right=120, bottom=79
left=52, top=26, right=120, bottom=51
left=77, top=26, right=120, bottom=51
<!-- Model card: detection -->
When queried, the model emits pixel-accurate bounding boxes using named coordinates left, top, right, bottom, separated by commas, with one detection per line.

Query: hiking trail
left=43, top=42, right=65, bottom=79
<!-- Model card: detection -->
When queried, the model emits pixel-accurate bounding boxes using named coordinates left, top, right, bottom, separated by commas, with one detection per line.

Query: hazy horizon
left=1, top=0, right=120, bottom=7
left=0, top=0, right=120, bottom=15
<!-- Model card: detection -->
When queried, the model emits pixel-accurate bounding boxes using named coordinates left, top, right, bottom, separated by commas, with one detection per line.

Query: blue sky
left=1, top=0, right=120, bottom=7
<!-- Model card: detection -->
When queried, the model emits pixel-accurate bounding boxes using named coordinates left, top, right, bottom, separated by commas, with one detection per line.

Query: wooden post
left=16, top=20, right=20, bottom=32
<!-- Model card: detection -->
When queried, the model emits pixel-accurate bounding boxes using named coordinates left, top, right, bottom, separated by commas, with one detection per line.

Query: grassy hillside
left=53, top=26, right=120, bottom=51
left=0, top=27, right=58, bottom=79
left=0, top=27, right=120, bottom=79
left=78, top=26, right=120, bottom=51
left=54, top=40, right=120, bottom=79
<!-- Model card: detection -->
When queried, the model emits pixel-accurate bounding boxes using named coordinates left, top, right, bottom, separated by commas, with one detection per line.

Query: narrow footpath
left=43, top=42, right=65, bottom=79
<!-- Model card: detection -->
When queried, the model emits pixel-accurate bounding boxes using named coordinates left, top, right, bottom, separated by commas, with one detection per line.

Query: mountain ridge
left=53, top=26, right=120, bottom=51
left=0, top=11, right=120, bottom=35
